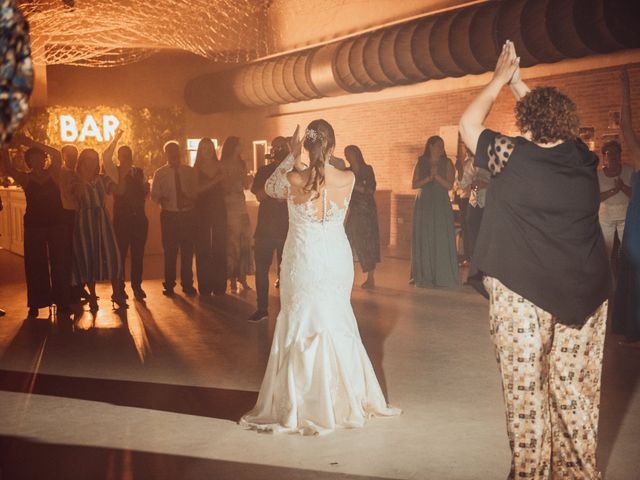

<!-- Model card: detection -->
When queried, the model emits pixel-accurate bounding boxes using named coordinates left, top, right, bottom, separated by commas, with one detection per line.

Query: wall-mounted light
left=252, top=140, right=268, bottom=173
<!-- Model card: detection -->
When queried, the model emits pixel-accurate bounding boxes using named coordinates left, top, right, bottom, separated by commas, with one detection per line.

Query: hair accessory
left=305, top=128, right=319, bottom=142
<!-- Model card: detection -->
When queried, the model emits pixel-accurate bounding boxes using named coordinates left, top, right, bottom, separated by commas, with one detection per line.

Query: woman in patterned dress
left=72, top=148, right=125, bottom=310
left=344, top=145, right=380, bottom=289
left=220, top=136, right=254, bottom=293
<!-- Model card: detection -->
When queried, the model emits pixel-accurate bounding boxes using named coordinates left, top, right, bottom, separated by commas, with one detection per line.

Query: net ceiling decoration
left=19, top=0, right=273, bottom=67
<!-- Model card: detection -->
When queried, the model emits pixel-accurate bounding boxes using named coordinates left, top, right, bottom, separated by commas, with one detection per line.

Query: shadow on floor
left=598, top=337, right=640, bottom=472
left=0, top=369, right=258, bottom=422
left=0, top=435, right=391, bottom=480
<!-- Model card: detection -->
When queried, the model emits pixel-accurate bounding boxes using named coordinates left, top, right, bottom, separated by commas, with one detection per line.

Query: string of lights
left=19, top=0, right=272, bottom=67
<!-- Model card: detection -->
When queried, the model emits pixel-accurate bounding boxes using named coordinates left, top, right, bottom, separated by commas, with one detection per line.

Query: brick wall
left=186, top=63, right=640, bottom=258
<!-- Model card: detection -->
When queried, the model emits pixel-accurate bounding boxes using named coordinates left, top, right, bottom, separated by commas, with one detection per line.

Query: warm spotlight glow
left=20, top=1, right=272, bottom=67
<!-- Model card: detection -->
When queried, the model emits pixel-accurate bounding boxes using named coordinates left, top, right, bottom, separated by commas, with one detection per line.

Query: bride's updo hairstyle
left=302, top=119, right=335, bottom=197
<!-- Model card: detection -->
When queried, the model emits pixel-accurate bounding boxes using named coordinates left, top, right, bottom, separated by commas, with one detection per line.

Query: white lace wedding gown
left=240, top=154, right=400, bottom=435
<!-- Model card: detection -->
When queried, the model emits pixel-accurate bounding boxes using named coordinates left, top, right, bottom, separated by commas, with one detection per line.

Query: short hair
left=118, top=145, right=133, bottom=161
left=61, top=144, right=78, bottom=157
left=163, top=140, right=180, bottom=153
left=24, top=147, right=45, bottom=168
left=515, top=86, right=579, bottom=144
left=601, top=140, right=621, bottom=155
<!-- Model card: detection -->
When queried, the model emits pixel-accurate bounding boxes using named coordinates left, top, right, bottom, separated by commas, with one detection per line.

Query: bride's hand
left=493, top=40, right=520, bottom=86
left=290, top=125, right=302, bottom=160
left=290, top=125, right=307, bottom=171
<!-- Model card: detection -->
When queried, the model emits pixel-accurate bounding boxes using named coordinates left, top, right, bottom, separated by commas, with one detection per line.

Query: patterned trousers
left=484, top=277, right=607, bottom=480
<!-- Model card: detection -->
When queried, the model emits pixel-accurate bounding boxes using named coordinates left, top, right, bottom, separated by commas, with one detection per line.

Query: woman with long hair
left=73, top=148, right=125, bottom=310
left=410, top=135, right=459, bottom=288
left=193, top=137, right=227, bottom=296
left=240, top=120, right=400, bottom=435
left=344, top=145, right=381, bottom=289
left=220, top=136, right=253, bottom=293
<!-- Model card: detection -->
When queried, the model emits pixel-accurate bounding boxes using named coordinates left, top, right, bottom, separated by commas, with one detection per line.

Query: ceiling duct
left=185, top=0, right=640, bottom=113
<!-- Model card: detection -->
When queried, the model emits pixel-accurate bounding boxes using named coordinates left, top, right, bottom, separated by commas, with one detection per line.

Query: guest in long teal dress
left=612, top=66, right=640, bottom=345
left=410, top=136, right=459, bottom=288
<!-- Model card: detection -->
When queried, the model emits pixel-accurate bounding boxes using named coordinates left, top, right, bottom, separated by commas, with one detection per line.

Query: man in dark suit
left=247, top=136, right=290, bottom=322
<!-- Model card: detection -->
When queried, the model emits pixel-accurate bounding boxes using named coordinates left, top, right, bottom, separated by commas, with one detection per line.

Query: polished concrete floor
left=0, top=249, right=639, bottom=480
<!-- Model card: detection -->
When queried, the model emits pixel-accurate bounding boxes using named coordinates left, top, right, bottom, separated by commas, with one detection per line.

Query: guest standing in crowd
left=151, top=141, right=197, bottom=297
left=220, top=136, right=253, bottom=293
left=248, top=136, right=289, bottom=322
left=613, top=66, right=640, bottom=346
left=73, top=148, right=125, bottom=310
left=58, top=144, right=85, bottom=302
left=0, top=0, right=33, bottom=317
left=345, top=145, right=380, bottom=289
left=460, top=40, right=610, bottom=478
left=193, top=137, right=227, bottom=297
left=598, top=139, right=633, bottom=259
left=0, top=195, right=4, bottom=316
left=457, top=149, right=490, bottom=263
left=1, top=145, right=70, bottom=317
left=14, top=135, right=80, bottom=304
left=454, top=151, right=471, bottom=265
left=104, top=130, right=149, bottom=301
left=410, top=135, right=459, bottom=288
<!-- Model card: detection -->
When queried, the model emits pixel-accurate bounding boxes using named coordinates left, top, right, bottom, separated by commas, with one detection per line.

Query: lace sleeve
left=265, top=153, right=295, bottom=199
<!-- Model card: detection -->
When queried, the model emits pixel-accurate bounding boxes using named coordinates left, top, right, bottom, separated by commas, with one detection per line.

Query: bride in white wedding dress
left=240, top=120, right=401, bottom=435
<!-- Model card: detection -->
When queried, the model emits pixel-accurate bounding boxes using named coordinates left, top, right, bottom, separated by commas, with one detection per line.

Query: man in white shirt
left=598, top=140, right=633, bottom=258
left=151, top=141, right=197, bottom=297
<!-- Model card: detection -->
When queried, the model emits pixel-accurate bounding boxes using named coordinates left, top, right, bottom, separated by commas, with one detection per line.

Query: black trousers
left=195, top=212, right=227, bottom=295
left=160, top=210, right=194, bottom=290
left=466, top=205, right=484, bottom=261
left=254, top=236, right=285, bottom=311
left=114, top=212, right=148, bottom=292
left=458, top=197, right=470, bottom=260
left=24, top=223, right=71, bottom=309
left=61, top=209, right=82, bottom=301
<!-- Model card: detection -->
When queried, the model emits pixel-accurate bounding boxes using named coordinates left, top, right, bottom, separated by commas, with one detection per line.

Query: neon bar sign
left=59, top=114, right=120, bottom=142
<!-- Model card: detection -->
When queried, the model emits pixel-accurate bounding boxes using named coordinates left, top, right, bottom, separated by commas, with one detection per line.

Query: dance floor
left=0, top=249, right=638, bottom=480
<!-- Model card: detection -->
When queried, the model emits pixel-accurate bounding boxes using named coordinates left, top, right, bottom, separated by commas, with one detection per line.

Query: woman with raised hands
left=459, top=40, right=610, bottom=479
left=240, top=121, right=400, bottom=435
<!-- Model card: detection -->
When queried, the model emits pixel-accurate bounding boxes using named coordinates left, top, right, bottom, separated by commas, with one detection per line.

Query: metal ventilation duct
left=185, top=0, right=640, bottom=113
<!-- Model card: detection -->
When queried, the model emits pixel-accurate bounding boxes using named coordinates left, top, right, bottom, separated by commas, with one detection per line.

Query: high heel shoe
left=111, top=294, right=129, bottom=310
left=133, top=287, right=146, bottom=300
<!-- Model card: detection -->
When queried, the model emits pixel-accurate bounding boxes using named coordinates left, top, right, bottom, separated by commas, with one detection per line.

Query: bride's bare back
left=287, top=163, right=355, bottom=223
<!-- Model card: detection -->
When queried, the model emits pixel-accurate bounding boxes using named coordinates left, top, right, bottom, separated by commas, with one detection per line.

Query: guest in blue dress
left=612, top=67, right=640, bottom=344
